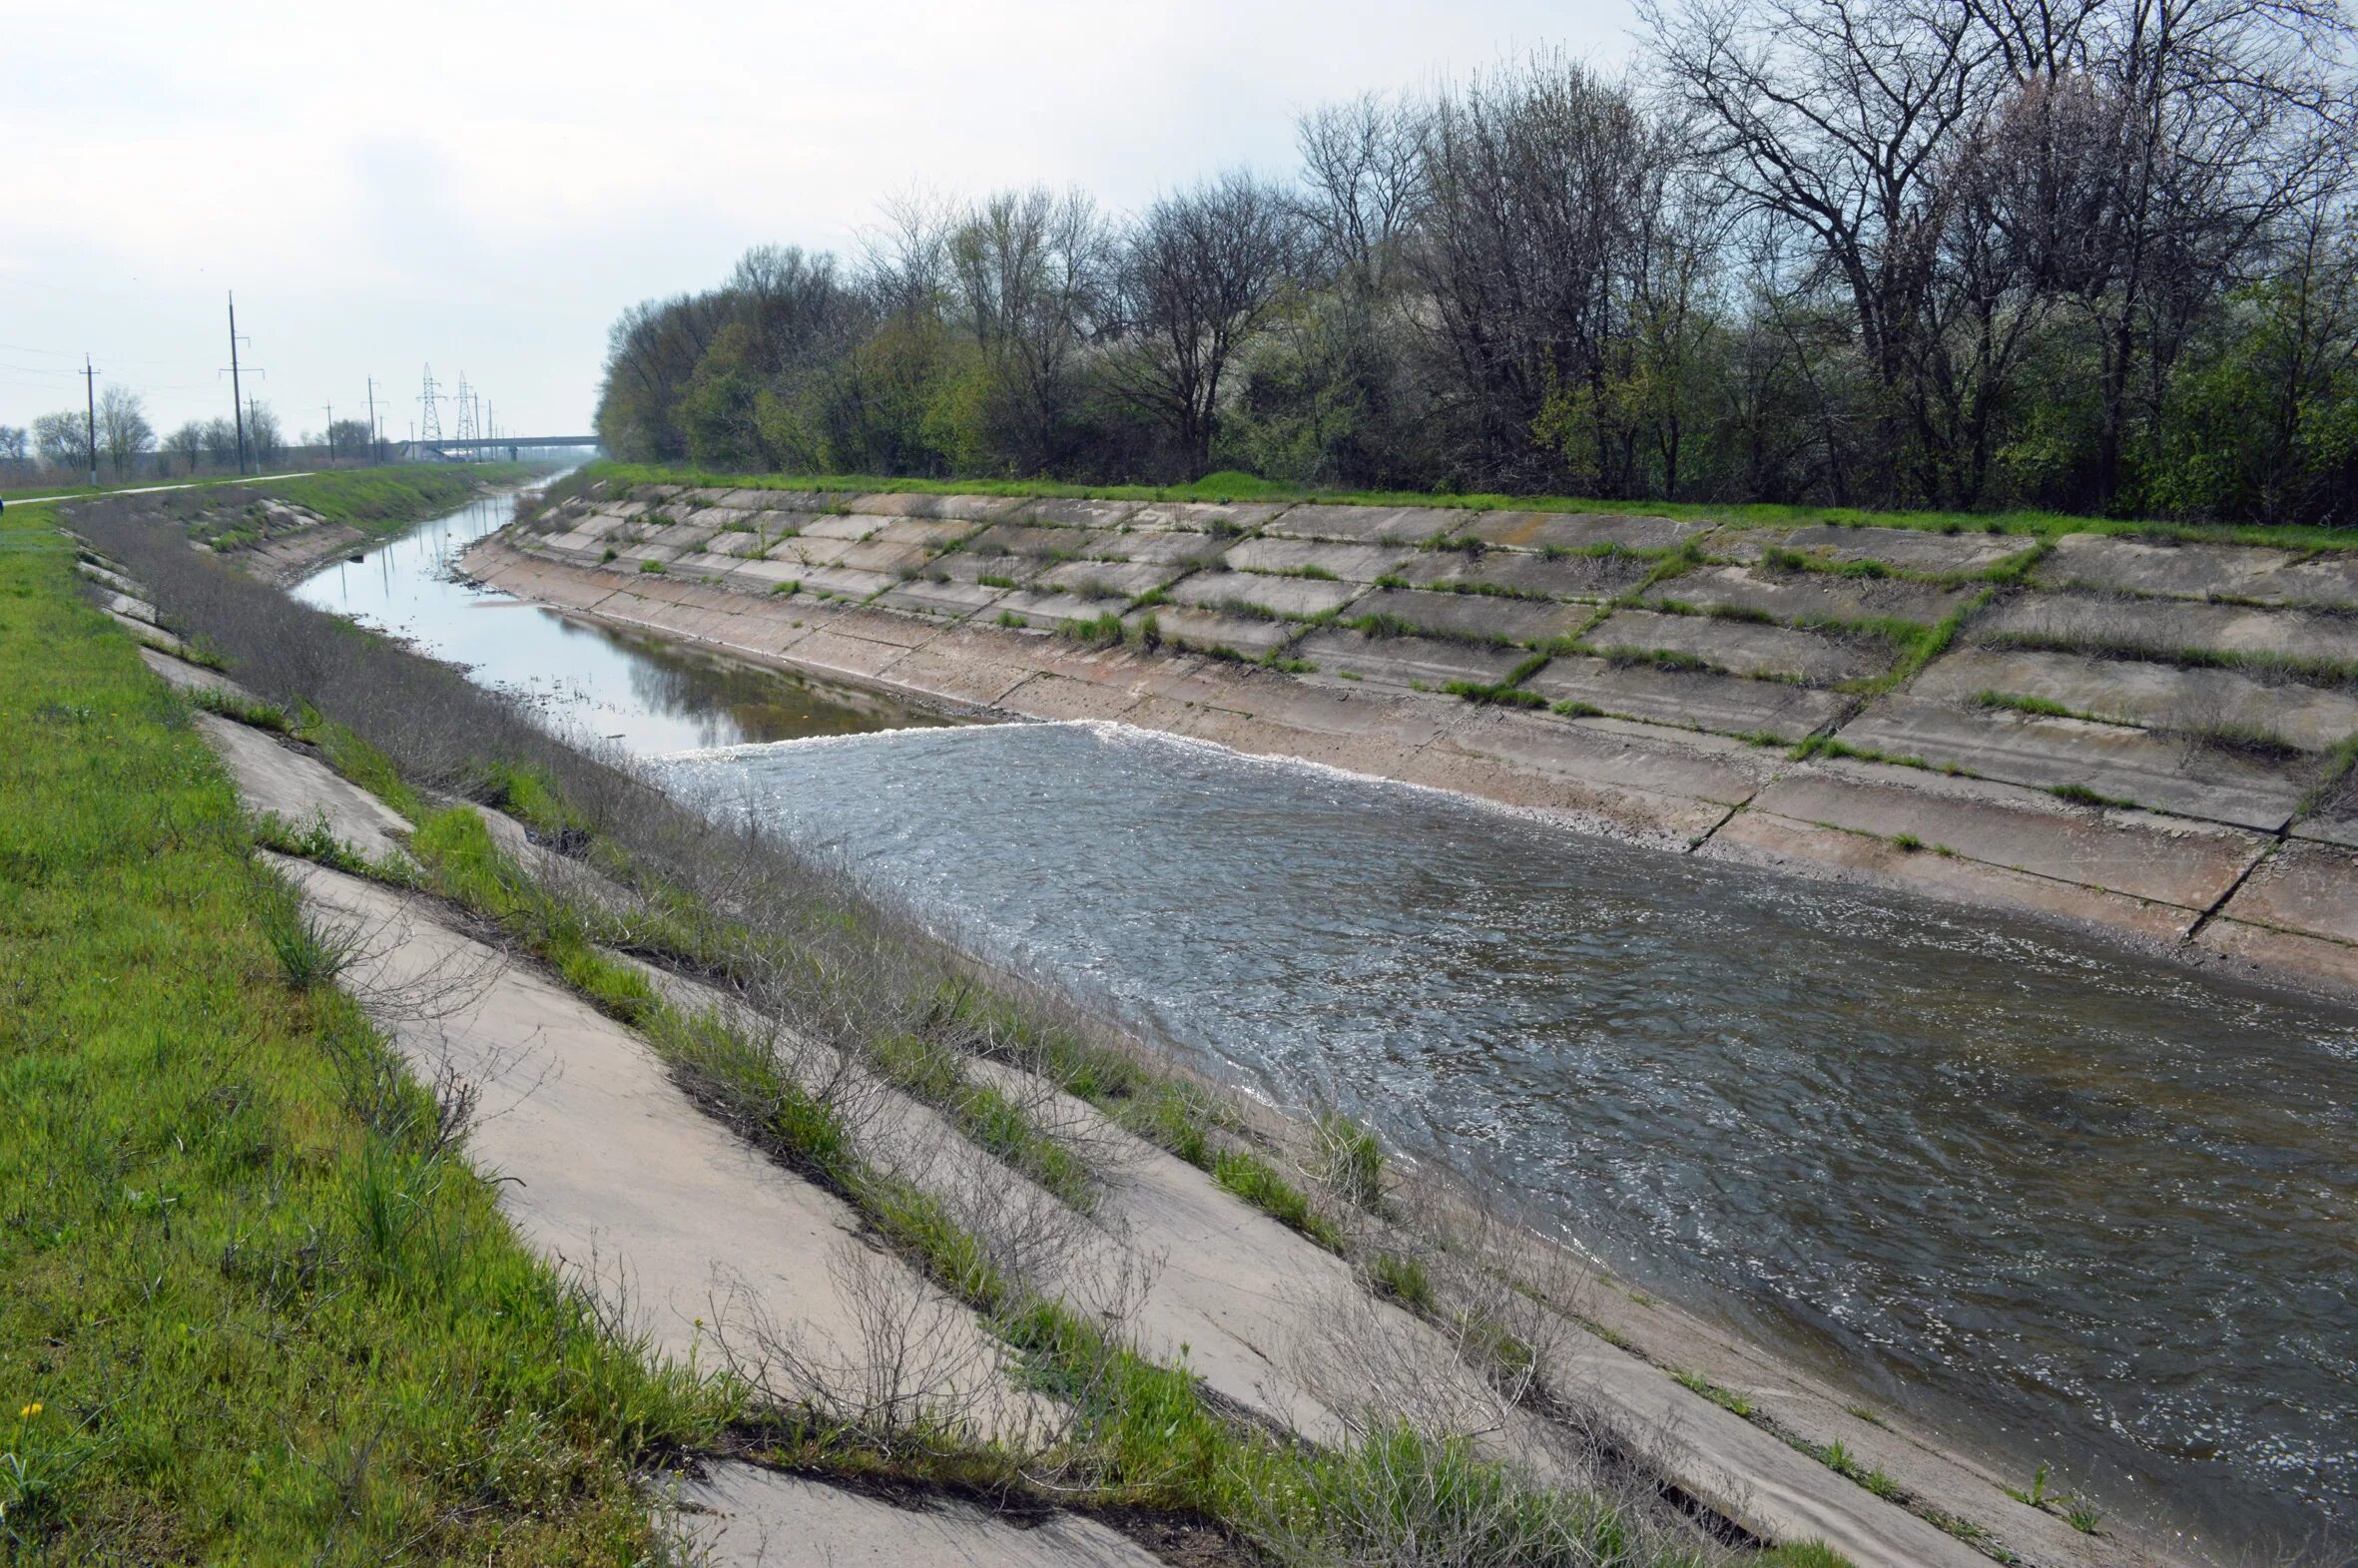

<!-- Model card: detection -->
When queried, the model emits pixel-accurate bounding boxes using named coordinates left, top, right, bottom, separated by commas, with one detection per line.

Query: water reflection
left=664, top=721, right=2358, bottom=1560
left=291, top=487, right=941, bottom=753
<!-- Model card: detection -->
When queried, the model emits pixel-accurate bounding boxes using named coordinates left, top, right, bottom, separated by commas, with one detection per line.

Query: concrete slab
left=1585, top=609, right=1887, bottom=685
left=1773, top=524, right=2030, bottom=576
left=1262, top=503, right=1462, bottom=544
left=1171, top=570, right=1364, bottom=621
left=692, top=530, right=770, bottom=559
left=1434, top=707, right=1763, bottom=808
left=1399, top=549, right=1653, bottom=602
left=791, top=567, right=897, bottom=604
left=278, top=860, right=1027, bottom=1435
left=1459, top=510, right=1706, bottom=553
left=1122, top=500, right=1291, bottom=533
left=1976, top=590, right=2358, bottom=667
left=1754, top=767, right=2266, bottom=908
left=722, top=559, right=814, bottom=596
left=77, top=560, right=142, bottom=596
left=927, top=552, right=1042, bottom=587
left=2039, top=531, right=2358, bottom=608
left=848, top=491, right=1029, bottom=521
left=1035, top=559, right=1178, bottom=600
left=1099, top=529, right=1230, bottom=568
left=139, top=645, right=253, bottom=701
left=102, top=589, right=160, bottom=625
left=1290, top=629, right=1525, bottom=693
left=2214, top=840, right=2358, bottom=946
left=837, top=540, right=930, bottom=576
left=876, top=579, right=1006, bottom=622
left=1912, top=646, right=2358, bottom=752
left=792, top=512, right=884, bottom=542
left=868, top=517, right=982, bottom=552
left=720, top=488, right=835, bottom=512
left=965, top=522, right=1119, bottom=561
left=193, top=712, right=410, bottom=862
left=1014, top=496, right=1142, bottom=530
left=1833, top=695, right=2303, bottom=829
left=1222, top=537, right=1410, bottom=582
left=1527, top=658, right=1849, bottom=741
left=1351, top=587, right=1588, bottom=647
left=1127, top=605, right=1296, bottom=659
left=1646, top=564, right=1975, bottom=628
left=985, top=590, right=1100, bottom=631
left=1704, top=812, right=2193, bottom=945
left=665, top=1463, right=1164, bottom=1568
left=2195, top=916, right=2358, bottom=992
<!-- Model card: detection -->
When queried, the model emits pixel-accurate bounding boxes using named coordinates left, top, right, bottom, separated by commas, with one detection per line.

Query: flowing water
left=298, top=485, right=2358, bottom=1561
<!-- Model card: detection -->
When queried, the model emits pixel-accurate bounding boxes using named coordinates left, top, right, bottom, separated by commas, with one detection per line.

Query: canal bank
left=100, top=473, right=2358, bottom=1560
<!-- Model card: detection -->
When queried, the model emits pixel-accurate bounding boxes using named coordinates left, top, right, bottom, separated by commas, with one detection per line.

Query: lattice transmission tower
left=452, top=374, right=478, bottom=443
left=418, top=364, right=444, bottom=443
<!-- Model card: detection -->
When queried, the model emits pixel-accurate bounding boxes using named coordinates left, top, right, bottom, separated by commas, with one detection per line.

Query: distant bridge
left=401, top=436, right=603, bottom=462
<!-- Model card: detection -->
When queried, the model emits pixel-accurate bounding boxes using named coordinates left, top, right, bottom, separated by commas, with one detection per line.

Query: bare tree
left=201, top=417, right=240, bottom=468
left=164, top=420, right=207, bottom=475
left=1114, top=171, right=1306, bottom=473
left=1295, top=92, right=1429, bottom=291
left=96, top=386, right=154, bottom=480
left=0, top=425, right=26, bottom=470
left=32, top=411, right=90, bottom=474
left=247, top=402, right=284, bottom=466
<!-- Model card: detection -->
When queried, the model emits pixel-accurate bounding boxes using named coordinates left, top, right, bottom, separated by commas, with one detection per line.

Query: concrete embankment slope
left=73, top=528, right=2142, bottom=1567
left=468, top=481, right=2358, bottom=996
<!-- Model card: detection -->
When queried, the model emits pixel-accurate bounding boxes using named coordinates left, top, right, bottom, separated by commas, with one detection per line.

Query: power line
left=419, top=364, right=443, bottom=444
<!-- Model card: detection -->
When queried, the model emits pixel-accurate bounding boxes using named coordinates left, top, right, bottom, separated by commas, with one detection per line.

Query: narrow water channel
left=297, top=485, right=2357, bottom=1562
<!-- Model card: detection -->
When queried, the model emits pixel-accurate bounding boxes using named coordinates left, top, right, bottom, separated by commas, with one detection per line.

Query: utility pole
left=80, top=355, right=99, bottom=486
left=365, top=376, right=381, bottom=465
left=226, top=292, right=249, bottom=476
left=322, top=399, right=335, bottom=467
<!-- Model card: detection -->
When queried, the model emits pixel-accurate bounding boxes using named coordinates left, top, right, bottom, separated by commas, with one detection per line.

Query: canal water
left=297, top=483, right=2357, bottom=1561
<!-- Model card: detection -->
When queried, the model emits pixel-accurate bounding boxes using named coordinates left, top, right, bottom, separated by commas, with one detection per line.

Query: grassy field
left=591, top=460, right=2358, bottom=554
left=0, top=498, right=725, bottom=1560
left=265, top=464, right=544, bottom=531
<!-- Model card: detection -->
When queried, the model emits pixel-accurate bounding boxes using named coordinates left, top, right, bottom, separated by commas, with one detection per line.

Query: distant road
left=4, top=472, right=319, bottom=505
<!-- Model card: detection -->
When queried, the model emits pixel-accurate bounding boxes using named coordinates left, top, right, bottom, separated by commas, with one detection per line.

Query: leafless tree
left=32, top=410, right=89, bottom=473
left=1114, top=171, right=1306, bottom=473
left=97, top=385, right=153, bottom=480
left=202, top=417, right=240, bottom=468
left=164, top=420, right=207, bottom=475
left=247, top=402, right=285, bottom=466
left=1296, top=92, right=1430, bottom=291
left=0, top=424, right=27, bottom=470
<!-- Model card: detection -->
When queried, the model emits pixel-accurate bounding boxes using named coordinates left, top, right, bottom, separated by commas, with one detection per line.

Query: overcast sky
left=3, top=1, right=1636, bottom=442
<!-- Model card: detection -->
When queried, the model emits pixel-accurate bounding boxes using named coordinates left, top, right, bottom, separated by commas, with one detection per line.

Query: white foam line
left=652, top=716, right=1085, bottom=766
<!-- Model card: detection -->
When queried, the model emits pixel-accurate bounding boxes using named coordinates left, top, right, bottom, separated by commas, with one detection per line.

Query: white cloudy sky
left=3, top=0, right=1635, bottom=440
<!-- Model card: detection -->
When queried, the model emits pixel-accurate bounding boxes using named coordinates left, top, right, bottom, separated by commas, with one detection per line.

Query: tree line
left=600, top=0, right=2358, bottom=524
left=1, top=396, right=380, bottom=483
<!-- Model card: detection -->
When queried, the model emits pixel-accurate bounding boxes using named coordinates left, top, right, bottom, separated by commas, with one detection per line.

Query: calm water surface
left=300, top=488, right=2356, bottom=1560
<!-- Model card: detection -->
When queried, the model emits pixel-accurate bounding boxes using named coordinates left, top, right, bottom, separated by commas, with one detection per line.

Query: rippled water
left=297, top=488, right=2357, bottom=1559
left=664, top=722, right=2358, bottom=1560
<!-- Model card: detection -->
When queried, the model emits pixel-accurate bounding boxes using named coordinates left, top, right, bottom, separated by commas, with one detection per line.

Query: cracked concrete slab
left=1099, top=529, right=1230, bottom=568
left=1351, top=587, right=1587, bottom=646
left=1528, top=658, right=1849, bottom=740
left=1128, top=605, right=1297, bottom=659
left=1399, top=548, right=1653, bottom=601
left=1261, top=503, right=1462, bottom=543
left=1751, top=765, right=2267, bottom=908
left=1912, top=646, right=2358, bottom=752
left=1122, top=499, right=1291, bottom=533
left=1035, top=558, right=1177, bottom=599
left=877, top=579, right=1006, bottom=622
left=1459, top=510, right=1706, bottom=553
left=1222, top=537, right=1410, bottom=582
left=1170, top=569, right=1364, bottom=620
left=662, top=1464, right=1164, bottom=1568
left=193, top=712, right=412, bottom=861
left=2039, top=531, right=2358, bottom=608
left=1292, top=629, right=1524, bottom=693
left=1646, top=564, right=1976, bottom=627
left=1015, top=496, right=1142, bottom=530
left=1585, top=609, right=1887, bottom=685
left=1769, top=524, right=2030, bottom=576
left=2215, top=840, right=2358, bottom=947
left=1976, top=590, right=2358, bottom=667
left=966, top=522, right=1119, bottom=560
left=1834, top=695, right=2303, bottom=829
left=848, top=491, right=1030, bottom=520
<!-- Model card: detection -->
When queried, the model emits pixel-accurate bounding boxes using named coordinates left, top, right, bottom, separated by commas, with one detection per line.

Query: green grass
left=0, top=501, right=724, bottom=1558
left=263, top=465, right=538, bottom=533
left=1974, top=689, right=2077, bottom=719
left=1671, top=1368, right=1755, bottom=1420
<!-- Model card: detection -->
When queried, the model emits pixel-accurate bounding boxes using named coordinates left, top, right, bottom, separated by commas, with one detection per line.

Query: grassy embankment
left=72, top=476, right=1866, bottom=1567
left=0, top=496, right=727, bottom=1559
left=587, top=459, right=2358, bottom=554
left=181, top=463, right=546, bottom=552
